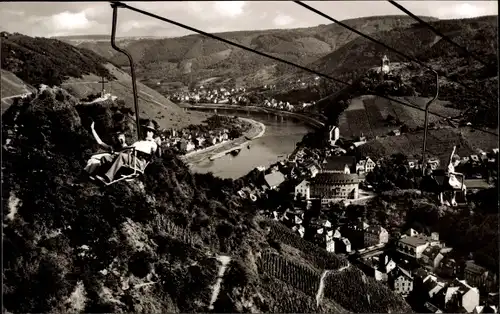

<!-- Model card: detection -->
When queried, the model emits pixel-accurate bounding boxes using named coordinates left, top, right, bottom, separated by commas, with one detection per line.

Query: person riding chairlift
left=95, top=121, right=162, bottom=184
left=85, top=120, right=128, bottom=178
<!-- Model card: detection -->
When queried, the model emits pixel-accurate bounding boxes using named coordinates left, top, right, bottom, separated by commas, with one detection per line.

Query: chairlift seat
left=96, top=146, right=152, bottom=186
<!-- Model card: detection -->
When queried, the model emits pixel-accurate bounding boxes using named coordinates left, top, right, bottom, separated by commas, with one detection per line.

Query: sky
left=0, top=1, right=497, bottom=38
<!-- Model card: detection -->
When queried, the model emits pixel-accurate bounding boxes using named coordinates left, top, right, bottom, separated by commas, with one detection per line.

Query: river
left=187, top=109, right=314, bottom=179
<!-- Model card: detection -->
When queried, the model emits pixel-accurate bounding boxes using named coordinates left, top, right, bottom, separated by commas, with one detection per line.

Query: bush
left=2, top=87, right=262, bottom=313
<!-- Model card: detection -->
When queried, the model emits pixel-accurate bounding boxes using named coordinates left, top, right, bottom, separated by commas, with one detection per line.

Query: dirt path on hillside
left=208, top=255, right=232, bottom=311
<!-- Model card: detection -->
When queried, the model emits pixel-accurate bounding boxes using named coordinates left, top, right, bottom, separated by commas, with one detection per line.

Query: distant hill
left=2, top=86, right=412, bottom=314
left=291, top=16, right=498, bottom=127
left=1, top=32, right=200, bottom=129
left=61, top=16, right=437, bottom=92
left=307, top=15, right=497, bottom=79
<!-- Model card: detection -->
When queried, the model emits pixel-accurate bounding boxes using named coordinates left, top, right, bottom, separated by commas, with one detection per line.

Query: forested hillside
left=1, top=32, right=200, bottom=129
left=2, top=86, right=412, bottom=313
left=62, top=15, right=436, bottom=91
left=296, top=16, right=498, bottom=127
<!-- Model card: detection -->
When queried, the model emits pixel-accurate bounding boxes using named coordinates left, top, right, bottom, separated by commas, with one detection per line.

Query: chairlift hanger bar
left=110, top=1, right=141, bottom=140
left=294, top=1, right=496, bottom=109
left=109, top=1, right=498, bottom=137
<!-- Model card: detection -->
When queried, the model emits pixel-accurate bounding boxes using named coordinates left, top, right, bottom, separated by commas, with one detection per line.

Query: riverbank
left=181, top=117, right=266, bottom=164
left=179, top=103, right=325, bottom=129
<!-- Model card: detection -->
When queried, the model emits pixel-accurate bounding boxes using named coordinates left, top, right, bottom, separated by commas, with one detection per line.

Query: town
left=226, top=124, right=499, bottom=314
left=168, top=78, right=320, bottom=112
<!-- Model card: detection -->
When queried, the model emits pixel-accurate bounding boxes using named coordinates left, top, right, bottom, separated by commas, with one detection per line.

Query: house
left=310, top=173, right=361, bottom=204
left=391, top=129, right=401, bottom=136
left=408, top=159, right=421, bottom=169
left=437, top=257, right=459, bottom=278
left=464, top=260, right=498, bottom=291
left=420, top=274, right=447, bottom=300
left=207, top=136, right=217, bottom=146
left=264, top=171, right=285, bottom=190
left=303, top=160, right=320, bottom=178
left=292, top=224, right=305, bottom=238
left=195, top=137, right=205, bottom=148
left=356, top=157, right=376, bottom=174
left=311, top=218, right=333, bottom=234
left=178, top=139, right=189, bottom=152
left=436, top=279, right=480, bottom=313
left=334, top=237, right=351, bottom=253
left=470, top=154, right=480, bottom=164
left=397, top=234, right=431, bottom=259
left=322, top=156, right=356, bottom=174
left=388, top=266, right=414, bottom=296
left=421, top=246, right=446, bottom=272
left=295, top=180, right=311, bottom=200
left=358, top=254, right=396, bottom=282
left=313, top=230, right=336, bottom=252
left=364, top=225, right=389, bottom=247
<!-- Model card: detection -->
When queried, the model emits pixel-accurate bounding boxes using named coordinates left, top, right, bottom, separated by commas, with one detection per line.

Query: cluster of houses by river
left=257, top=149, right=498, bottom=312
left=159, top=127, right=231, bottom=153
left=168, top=84, right=318, bottom=113
left=169, top=86, right=248, bottom=105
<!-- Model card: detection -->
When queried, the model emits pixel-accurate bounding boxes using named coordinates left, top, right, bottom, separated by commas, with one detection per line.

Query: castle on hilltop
left=381, top=55, right=391, bottom=74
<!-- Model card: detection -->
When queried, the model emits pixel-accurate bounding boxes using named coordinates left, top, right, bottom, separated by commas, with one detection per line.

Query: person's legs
left=103, top=151, right=133, bottom=182
left=85, top=153, right=112, bottom=175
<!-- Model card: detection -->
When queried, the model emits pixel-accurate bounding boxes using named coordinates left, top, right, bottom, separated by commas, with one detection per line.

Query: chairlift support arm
left=110, top=2, right=141, bottom=140
left=421, top=70, right=439, bottom=175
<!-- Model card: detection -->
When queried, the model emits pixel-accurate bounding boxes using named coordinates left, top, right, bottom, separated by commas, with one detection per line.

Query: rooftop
left=422, top=246, right=442, bottom=260
left=396, top=266, right=413, bottom=279
left=366, top=225, right=387, bottom=235
left=399, top=235, right=430, bottom=247
left=264, top=171, right=285, bottom=188
left=312, top=173, right=362, bottom=185
left=465, top=260, right=487, bottom=274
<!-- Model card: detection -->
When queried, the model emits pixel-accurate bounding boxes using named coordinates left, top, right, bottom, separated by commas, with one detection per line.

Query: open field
left=339, top=95, right=462, bottom=139
left=358, top=127, right=498, bottom=162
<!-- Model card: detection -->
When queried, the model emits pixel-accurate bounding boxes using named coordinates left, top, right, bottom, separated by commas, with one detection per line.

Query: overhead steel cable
left=294, top=1, right=497, bottom=109
left=388, top=0, right=491, bottom=68
left=109, top=1, right=498, bottom=137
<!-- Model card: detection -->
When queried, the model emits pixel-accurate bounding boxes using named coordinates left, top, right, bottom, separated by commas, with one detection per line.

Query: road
left=1, top=81, right=101, bottom=101
left=180, top=103, right=325, bottom=129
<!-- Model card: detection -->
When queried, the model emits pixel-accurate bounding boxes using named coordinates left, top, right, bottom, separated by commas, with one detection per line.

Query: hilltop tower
left=381, top=55, right=391, bottom=74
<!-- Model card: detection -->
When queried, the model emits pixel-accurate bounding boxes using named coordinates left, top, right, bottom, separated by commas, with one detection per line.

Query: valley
left=1, top=7, right=498, bottom=314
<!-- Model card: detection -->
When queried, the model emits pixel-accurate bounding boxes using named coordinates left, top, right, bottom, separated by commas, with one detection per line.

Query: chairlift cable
left=294, top=1, right=497, bottom=109
left=109, top=1, right=498, bottom=137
